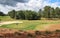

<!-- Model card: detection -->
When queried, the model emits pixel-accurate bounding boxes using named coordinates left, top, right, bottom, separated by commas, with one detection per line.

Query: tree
left=43, top=6, right=52, bottom=19
left=55, top=7, right=60, bottom=18
left=8, top=10, right=17, bottom=19
left=25, top=10, right=40, bottom=20
left=38, top=9, right=42, bottom=19
left=8, top=10, right=41, bottom=20
left=17, top=10, right=25, bottom=20
left=50, top=8, right=54, bottom=18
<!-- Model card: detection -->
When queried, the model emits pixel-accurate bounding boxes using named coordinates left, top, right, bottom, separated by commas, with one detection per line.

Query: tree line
left=41, top=6, right=60, bottom=19
left=8, top=10, right=41, bottom=20
left=0, top=6, right=60, bottom=20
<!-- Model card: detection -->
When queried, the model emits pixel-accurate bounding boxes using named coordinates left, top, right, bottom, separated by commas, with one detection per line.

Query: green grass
left=0, top=16, right=60, bottom=30
left=0, top=20, right=60, bottom=30
left=0, top=16, right=13, bottom=21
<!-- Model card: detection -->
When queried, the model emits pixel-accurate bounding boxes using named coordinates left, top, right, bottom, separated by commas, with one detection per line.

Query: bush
left=14, top=32, right=22, bottom=36
left=0, top=35, right=3, bottom=38
left=55, top=30, right=60, bottom=32
left=45, top=31, right=52, bottom=34
left=35, top=31, right=41, bottom=35
left=27, top=33, right=34, bottom=38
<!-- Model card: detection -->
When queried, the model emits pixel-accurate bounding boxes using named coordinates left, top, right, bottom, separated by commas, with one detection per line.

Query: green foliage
left=0, top=6, right=60, bottom=20
left=17, top=10, right=25, bottom=19
left=8, top=10, right=41, bottom=20
left=8, top=10, right=17, bottom=19
left=38, top=6, right=60, bottom=19
left=43, top=6, right=51, bottom=19
left=8, top=6, right=60, bottom=20
left=55, top=7, right=60, bottom=18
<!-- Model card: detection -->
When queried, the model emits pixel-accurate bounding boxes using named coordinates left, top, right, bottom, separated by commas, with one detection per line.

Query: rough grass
left=0, top=20, right=60, bottom=30
left=0, top=16, right=60, bottom=30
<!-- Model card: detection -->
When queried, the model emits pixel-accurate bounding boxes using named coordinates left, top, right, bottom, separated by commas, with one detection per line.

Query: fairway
left=0, top=20, right=60, bottom=31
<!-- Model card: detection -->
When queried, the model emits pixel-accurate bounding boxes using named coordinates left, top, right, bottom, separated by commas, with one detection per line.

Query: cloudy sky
left=0, top=0, right=60, bottom=14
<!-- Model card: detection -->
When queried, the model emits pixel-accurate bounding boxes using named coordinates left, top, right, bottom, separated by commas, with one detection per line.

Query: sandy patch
left=0, top=21, right=23, bottom=26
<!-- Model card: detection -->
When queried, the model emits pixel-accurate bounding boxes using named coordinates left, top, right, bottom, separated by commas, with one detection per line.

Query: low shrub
left=55, top=30, right=60, bottom=32
left=45, top=31, right=52, bottom=34
left=14, top=32, right=22, bottom=36
left=27, top=33, right=34, bottom=38
left=35, top=31, right=41, bottom=35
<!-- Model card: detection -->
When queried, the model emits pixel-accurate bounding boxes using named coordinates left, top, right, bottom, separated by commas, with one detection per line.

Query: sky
left=0, top=0, right=60, bottom=14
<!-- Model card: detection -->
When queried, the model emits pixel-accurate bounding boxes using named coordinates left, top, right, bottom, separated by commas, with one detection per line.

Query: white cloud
left=15, top=0, right=44, bottom=11
left=0, top=4, right=14, bottom=14
left=0, top=0, right=60, bottom=14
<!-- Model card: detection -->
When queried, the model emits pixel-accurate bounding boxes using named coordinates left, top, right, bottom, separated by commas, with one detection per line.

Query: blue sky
left=47, top=0, right=60, bottom=7
left=49, top=0, right=57, bottom=3
left=0, top=0, right=60, bottom=14
left=45, top=0, right=60, bottom=6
